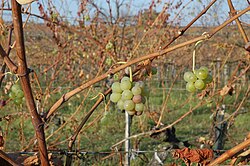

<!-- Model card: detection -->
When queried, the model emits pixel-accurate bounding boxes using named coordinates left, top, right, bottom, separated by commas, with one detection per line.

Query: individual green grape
left=11, top=84, right=21, bottom=92
left=135, top=103, right=144, bottom=112
left=186, top=82, right=196, bottom=92
left=184, top=72, right=197, bottom=82
left=111, top=82, right=122, bottom=93
left=117, top=99, right=124, bottom=110
left=132, top=95, right=142, bottom=103
left=110, top=93, right=121, bottom=103
left=122, top=90, right=133, bottom=100
left=123, top=100, right=135, bottom=111
left=195, top=69, right=208, bottom=80
left=15, top=90, right=24, bottom=98
left=131, top=86, right=141, bottom=95
left=204, top=74, right=213, bottom=84
left=8, top=91, right=16, bottom=99
left=120, top=80, right=132, bottom=90
left=121, top=76, right=130, bottom=82
left=195, top=79, right=205, bottom=90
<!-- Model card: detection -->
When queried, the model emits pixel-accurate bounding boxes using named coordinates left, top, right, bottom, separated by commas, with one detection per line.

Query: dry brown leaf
left=23, top=155, right=40, bottom=166
left=238, top=149, right=250, bottom=157
left=172, top=147, right=214, bottom=166
left=220, top=84, right=235, bottom=96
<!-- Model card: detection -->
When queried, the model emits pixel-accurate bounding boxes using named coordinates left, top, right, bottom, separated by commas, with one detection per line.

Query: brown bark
left=208, top=136, right=250, bottom=165
left=11, top=0, right=49, bottom=165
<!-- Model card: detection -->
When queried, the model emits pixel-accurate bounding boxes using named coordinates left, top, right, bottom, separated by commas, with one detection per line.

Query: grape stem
left=192, top=36, right=205, bottom=72
left=90, top=92, right=107, bottom=112
left=129, top=67, right=132, bottom=82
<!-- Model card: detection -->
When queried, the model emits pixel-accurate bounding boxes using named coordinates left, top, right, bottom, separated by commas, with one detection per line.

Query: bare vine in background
left=0, top=0, right=249, bottom=165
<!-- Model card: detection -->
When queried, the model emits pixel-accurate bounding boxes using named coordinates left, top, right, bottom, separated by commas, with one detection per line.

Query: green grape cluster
left=184, top=66, right=213, bottom=93
left=8, top=83, right=24, bottom=105
left=110, top=76, right=146, bottom=116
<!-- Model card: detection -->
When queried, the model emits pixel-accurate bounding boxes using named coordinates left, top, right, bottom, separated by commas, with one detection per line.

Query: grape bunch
left=110, top=76, right=146, bottom=116
left=184, top=66, right=213, bottom=93
left=8, top=83, right=24, bottom=105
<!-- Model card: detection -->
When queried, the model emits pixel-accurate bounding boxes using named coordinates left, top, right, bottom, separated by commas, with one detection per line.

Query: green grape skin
left=120, top=80, right=132, bottom=90
left=110, top=93, right=121, bottom=103
left=135, top=103, right=144, bottom=112
left=8, top=91, right=16, bottom=99
left=121, top=76, right=130, bottom=82
left=186, top=82, right=196, bottom=92
left=11, top=84, right=21, bottom=92
left=193, top=69, right=198, bottom=76
left=195, top=79, right=205, bottom=90
left=111, top=82, right=122, bottom=93
left=15, top=90, right=24, bottom=98
left=132, top=95, right=142, bottom=103
left=199, top=66, right=209, bottom=73
left=117, top=99, right=124, bottom=110
left=122, top=90, right=133, bottom=100
left=184, top=72, right=197, bottom=82
left=195, top=69, right=208, bottom=80
left=131, top=86, right=142, bottom=95
left=204, top=74, right=213, bottom=84
left=123, top=100, right=135, bottom=111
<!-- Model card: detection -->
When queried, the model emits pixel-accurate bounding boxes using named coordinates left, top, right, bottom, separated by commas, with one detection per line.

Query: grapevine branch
left=0, top=26, right=15, bottom=87
left=0, top=45, right=17, bottom=74
left=208, top=134, right=250, bottom=165
left=0, top=150, right=19, bottom=166
left=162, top=0, right=217, bottom=49
left=11, top=0, right=49, bottom=165
left=227, top=0, right=249, bottom=43
left=45, top=5, right=250, bottom=120
left=65, top=89, right=112, bottom=166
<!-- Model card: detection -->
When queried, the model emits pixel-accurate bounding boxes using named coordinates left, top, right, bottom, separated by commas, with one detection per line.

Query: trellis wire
left=6, top=149, right=226, bottom=156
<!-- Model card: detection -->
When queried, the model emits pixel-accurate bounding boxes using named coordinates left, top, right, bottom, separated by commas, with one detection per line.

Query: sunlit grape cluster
left=184, top=66, right=213, bottom=92
left=8, top=83, right=24, bottom=105
left=110, top=76, right=146, bottom=116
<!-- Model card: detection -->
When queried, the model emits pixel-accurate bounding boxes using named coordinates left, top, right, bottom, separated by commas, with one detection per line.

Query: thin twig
left=227, top=0, right=249, bottom=43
